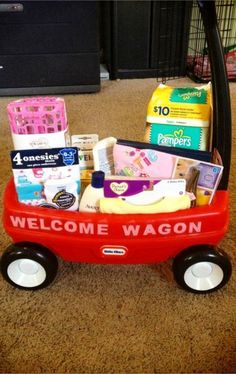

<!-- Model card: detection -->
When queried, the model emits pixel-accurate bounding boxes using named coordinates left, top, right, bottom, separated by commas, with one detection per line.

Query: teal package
left=150, top=123, right=203, bottom=150
left=170, top=87, right=207, bottom=104
left=16, top=184, right=44, bottom=201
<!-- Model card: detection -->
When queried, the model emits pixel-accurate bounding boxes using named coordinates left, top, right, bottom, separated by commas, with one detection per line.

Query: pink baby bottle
left=7, top=97, right=70, bottom=150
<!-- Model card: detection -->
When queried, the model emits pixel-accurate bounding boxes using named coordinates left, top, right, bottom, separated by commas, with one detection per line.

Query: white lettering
left=158, top=133, right=191, bottom=148
left=64, top=221, right=77, bottom=233
left=8, top=216, right=202, bottom=238
left=12, top=152, right=23, bottom=166
left=79, top=223, right=94, bottom=235
left=173, top=222, right=187, bottom=234
left=51, top=220, right=63, bottom=231
left=14, top=152, right=59, bottom=165
left=39, top=218, right=51, bottom=231
left=143, top=224, right=157, bottom=236
left=122, top=225, right=140, bottom=236
left=189, top=221, right=202, bottom=233
left=10, top=215, right=26, bottom=228
left=158, top=224, right=171, bottom=235
left=27, top=218, right=39, bottom=230
left=97, top=224, right=109, bottom=235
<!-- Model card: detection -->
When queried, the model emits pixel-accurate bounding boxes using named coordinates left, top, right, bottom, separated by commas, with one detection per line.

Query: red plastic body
left=3, top=179, right=229, bottom=264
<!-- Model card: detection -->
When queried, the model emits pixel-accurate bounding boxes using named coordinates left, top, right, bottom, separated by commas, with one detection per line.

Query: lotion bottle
left=79, top=171, right=105, bottom=213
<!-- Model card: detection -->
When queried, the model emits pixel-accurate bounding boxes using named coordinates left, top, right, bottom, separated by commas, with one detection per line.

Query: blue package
left=11, top=147, right=80, bottom=207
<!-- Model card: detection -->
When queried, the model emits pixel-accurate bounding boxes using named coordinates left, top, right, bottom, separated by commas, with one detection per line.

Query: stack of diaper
left=145, top=83, right=212, bottom=151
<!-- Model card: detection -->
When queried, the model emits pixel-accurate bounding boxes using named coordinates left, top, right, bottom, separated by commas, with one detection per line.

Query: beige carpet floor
left=0, top=77, right=236, bottom=373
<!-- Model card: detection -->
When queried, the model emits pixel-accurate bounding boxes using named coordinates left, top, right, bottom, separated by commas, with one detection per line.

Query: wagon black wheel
left=172, top=245, right=232, bottom=294
left=0, top=242, right=58, bottom=290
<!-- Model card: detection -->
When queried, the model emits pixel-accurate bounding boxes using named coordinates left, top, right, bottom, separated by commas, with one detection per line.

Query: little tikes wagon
left=0, top=1, right=233, bottom=293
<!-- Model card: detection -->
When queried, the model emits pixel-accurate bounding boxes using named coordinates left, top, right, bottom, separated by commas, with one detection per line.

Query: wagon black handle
left=198, top=0, right=231, bottom=190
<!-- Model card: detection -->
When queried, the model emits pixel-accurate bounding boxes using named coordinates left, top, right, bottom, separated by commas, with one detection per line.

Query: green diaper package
left=145, top=83, right=212, bottom=151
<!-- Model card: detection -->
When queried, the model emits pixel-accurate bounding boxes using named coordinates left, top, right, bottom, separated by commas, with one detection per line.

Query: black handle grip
left=198, top=0, right=231, bottom=190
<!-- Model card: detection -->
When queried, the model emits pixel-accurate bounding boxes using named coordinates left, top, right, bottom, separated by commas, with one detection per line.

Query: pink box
left=7, top=97, right=67, bottom=135
left=7, top=97, right=69, bottom=150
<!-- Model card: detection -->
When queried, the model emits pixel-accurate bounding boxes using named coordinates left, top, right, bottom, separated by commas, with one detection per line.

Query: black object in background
left=187, top=0, right=236, bottom=83
left=102, top=1, right=193, bottom=80
left=0, top=1, right=100, bottom=95
left=197, top=0, right=231, bottom=190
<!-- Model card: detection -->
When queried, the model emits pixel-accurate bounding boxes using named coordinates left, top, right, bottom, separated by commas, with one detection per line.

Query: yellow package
left=145, top=83, right=212, bottom=151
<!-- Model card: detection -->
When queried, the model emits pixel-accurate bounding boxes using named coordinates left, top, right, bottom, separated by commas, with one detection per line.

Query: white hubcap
left=184, top=261, right=224, bottom=291
left=7, top=259, right=46, bottom=288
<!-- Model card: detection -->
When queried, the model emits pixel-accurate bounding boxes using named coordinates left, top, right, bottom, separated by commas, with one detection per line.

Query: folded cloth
left=100, top=194, right=191, bottom=214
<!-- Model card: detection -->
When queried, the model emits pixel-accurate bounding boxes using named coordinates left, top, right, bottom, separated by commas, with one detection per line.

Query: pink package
left=113, top=143, right=175, bottom=178
left=7, top=97, right=67, bottom=135
left=113, top=142, right=224, bottom=205
left=7, top=97, right=69, bottom=150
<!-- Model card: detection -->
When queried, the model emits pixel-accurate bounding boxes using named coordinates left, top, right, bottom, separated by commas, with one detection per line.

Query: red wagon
left=0, top=1, right=233, bottom=293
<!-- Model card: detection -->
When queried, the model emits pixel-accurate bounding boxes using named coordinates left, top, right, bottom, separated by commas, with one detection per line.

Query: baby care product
left=117, top=139, right=211, bottom=162
left=100, top=194, right=191, bottom=215
left=104, top=176, right=186, bottom=205
left=145, top=83, right=211, bottom=151
left=44, top=177, right=79, bottom=211
left=11, top=147, right=80, bottom=208
left=7, top=97, right=70, bottom=150
left=93, top=137, right=117, bottom=175
left=16, top=183, right=45, bottom=206
left=113, top=141, right=223, bottom=204
left=71, top=134, right=99, bottom=183
left=79, top=171, right=105, bottom=213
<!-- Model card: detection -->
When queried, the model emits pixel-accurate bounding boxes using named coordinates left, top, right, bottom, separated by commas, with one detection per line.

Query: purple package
left=197, top=164, right=222, bottom=189
left=104, top=178, right=153, bottom=198
left=104, top=177, right=186, bottom=206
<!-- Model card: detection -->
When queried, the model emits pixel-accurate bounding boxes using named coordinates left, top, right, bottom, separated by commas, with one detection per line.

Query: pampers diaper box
left=145, top=83, right=211, bottom=151
left=11, top=147, right=80, bottom=211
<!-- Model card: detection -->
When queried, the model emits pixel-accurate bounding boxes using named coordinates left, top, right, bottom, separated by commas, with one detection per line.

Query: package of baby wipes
left=104, top=176, right=186, bottom=205
left=145, top=83, right=212, bottom=151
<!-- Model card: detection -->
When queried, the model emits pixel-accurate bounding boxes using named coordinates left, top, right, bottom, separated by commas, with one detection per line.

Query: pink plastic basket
left=7, top=97, right=68, bottom=135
